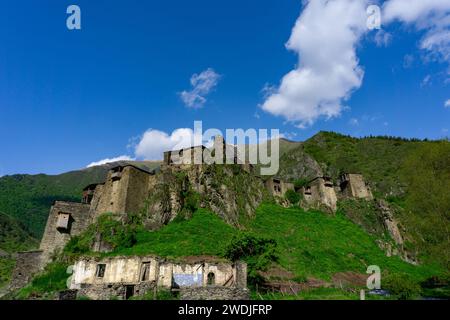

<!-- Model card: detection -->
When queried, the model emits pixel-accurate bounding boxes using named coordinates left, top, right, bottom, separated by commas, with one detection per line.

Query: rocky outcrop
left=278, top=145, right=323, bottom=182
left=376, top=200, right=404, bottom=246
left=142, top=165, right=269, bottom=229
left=375, top=200, right=418, bottom=265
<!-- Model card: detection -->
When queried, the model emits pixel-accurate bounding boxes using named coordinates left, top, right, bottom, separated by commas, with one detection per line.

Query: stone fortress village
left=9, top=136, right=374, bottom=300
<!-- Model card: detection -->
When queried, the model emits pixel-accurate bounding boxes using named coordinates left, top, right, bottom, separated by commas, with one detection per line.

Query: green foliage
left=0, top=212, right=37, bottom=253
left=285, top=189, right=301, bottom=205
left=223, top=233, right=278, bottom=287
left=247, top=204, right=440, bottom=282
left=399, top=141, right=450, bottom=267
left=301, top=131, right=434, bottom=197
left=0, top=258, right=15, bottom=288
left=383, top=273, right=422, bottom=300
left=109, top=209, right=238, bottom=257
left=182, top=190, right=200, bottom=213
left=253, top=287, right=359, bottom=300
left=94, top=214, right=139, bottom=249
left=337, top=199, right=391, bottom=240
left=64, top=235, right=91, bottom=255
left=16, top=262, right=70, bottom=299
left=0, top=212, right=37, bottom=289
left=293, top=178, right=309, bottom=189
left=299, top=131, right=450, bottom=269
left=104, top=204, right=440, bottom=292
left=224, top=233, right=277, bottom=262
left=64, top=213, right=142, bottom=257
left=156, top=288, right=178, bottom=300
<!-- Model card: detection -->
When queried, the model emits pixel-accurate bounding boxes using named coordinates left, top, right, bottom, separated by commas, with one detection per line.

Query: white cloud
left=445, top=99, right=450, bottom=108
left=421, top=74, right=432, bottom=87
left=403, top=54, right=415, bottom=68
left=349, top=118, right=359, bottom=126
left=280, top=132, right=298, bottom=140
left=261, top=0, right=368, bottom=128
left=384, top=0, right=450, bottom=66
left=87, top=155, right=135, bottom=168
left=134, top=128, right=203, bottom=160
left=179, top=68, right=221, bottom=108
left=374, top=30, right=392, bottom=47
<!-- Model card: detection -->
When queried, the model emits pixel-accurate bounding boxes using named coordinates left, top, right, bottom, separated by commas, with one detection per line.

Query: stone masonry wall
left=341, top=174, right=373, bottom=200
left=180, top=287, right=250, bottom=300
left=90, top=166, right=152, bottom=220
left=39, top=201, right=91, bottom=264
left=8, top=250, right=44, bottom=292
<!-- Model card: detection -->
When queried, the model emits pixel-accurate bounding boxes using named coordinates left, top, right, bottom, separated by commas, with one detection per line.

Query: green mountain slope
left=106, top=204, right=439, bottom=281
left=301, top=131, right=432, bottom=196
left=292, top=131, right=450, bottom=267
left=0, top=212, right=38, bottom=288
left=24, top=204, right=443, bottom=300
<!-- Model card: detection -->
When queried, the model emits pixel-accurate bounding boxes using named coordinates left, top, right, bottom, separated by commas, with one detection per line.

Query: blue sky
left=0, top=0, right=449, bottom=176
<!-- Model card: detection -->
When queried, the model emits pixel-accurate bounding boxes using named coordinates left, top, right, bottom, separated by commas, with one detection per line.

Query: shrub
left=294, top=179, right=309, bottom=189
left=285, top=189, right=301, bottom=205
left=383, top=274, right=422, bottom=300
left=16, top=262, right=70, bottom=299
left=223, top=233, right=278, bottom=287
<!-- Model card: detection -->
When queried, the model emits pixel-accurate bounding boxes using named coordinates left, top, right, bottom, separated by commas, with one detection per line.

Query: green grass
left=253, top=287, right=360, bottom=300
left=27, top=204, right=447, bottom=300
left=110, top=209, right=239, bottom=258
left=0, top=258, right=15, bottom=288
left=247, top=204, right=440, bottom=282
left=15, top=262, right=70, bottom=300
left=101, top=204, right=441, bottom=284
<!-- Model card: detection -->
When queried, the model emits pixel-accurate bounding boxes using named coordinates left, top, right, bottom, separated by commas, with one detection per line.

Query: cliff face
left=141, top=165, right=270, bottom=229
left=277, top=144, right=323, bottom=182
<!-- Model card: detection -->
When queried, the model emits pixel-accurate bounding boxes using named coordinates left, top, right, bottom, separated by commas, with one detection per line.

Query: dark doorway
left=207, top=272, right=215, bottom=286
left=125, top=285, right=135, bottom=300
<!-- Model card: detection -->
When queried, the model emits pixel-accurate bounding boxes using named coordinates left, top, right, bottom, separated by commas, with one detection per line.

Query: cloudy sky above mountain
left=1, top=0, right=449, bottom=174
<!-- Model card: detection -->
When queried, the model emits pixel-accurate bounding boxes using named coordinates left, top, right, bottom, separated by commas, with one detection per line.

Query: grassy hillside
left=23, top=204, right=444, bottom=300
left=70, top=204, right=440, bottom=282
left=294, top=132, right=450, bottom=267
left=0, top=161, right=161, bottom=238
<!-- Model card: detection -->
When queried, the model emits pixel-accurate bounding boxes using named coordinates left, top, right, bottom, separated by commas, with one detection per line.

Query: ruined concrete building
left=69, top=256, right=248, bottom=300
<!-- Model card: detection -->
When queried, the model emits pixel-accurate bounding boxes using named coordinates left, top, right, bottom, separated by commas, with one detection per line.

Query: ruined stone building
left=339, top=173, right=373, bottom=200
left=265, top=178, right=294, bottom=198
left=9, top=136, right=257, bottom=293
left=8, top=134, right=375, bottom=295
left=69, top=256, right=248, bottom=300
left=301, top=177, right=338, bottom=212
left=264, top=173, right=372, bottom=213
left=163, top=136, right=242, bottom=167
